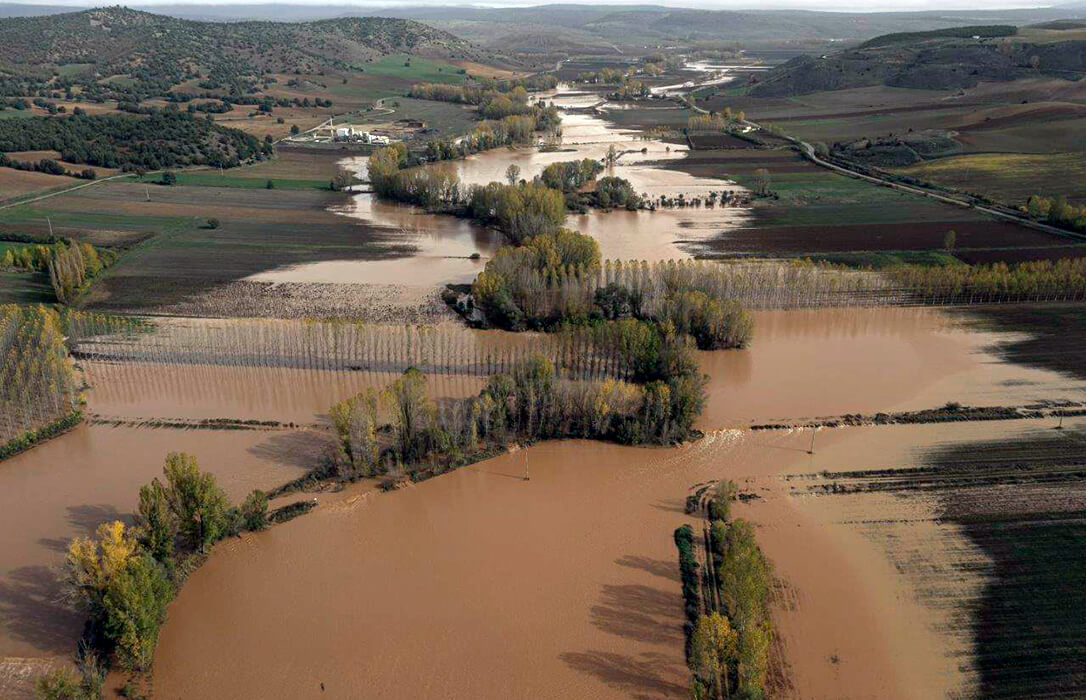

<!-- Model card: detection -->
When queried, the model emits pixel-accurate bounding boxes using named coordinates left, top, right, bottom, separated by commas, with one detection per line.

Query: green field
left=892, top=152, right=1086, bottom=207
left=171, top=172, right=330, bottom=190
left=0, top=270, right=53, bottom=303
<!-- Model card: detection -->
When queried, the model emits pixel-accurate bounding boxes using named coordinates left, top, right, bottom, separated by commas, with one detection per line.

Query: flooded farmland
left=246, top=86, right=750, bottom=289
left=153, top=414, right=1086, bottom=700
left=3, top=302, right=1085, bottom=698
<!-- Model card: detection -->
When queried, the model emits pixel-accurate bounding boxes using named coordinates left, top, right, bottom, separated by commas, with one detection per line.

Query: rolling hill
left=0, top=7, right=490, bottom=99
left=749, top=27, right=1086, bottom=97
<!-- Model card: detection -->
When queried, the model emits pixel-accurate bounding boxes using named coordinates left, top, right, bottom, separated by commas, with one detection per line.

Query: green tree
left=101, top=554, right=173, bottom=670
left=505, top=163, right=521, bottom=185
left=384, top=368, right=435, bottom=463
left=160, top=170, right=177, bottom=186
left=134, top=478, right=175, bottom=563
left=162, top=453, right=230, bottom=551
left=943, top=229, right=956, bottom=253
left=240, top=489, right=269, bottom=531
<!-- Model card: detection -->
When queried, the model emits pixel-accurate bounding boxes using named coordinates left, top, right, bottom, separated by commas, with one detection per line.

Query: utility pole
left=808, top=428, right=816, bottom=455
left=145, top=186, right=150, bottom=202
left=46, top=217, right=53, bottom=237
left=523, top=447, right=530, bottom=481
left=1056, top=414, right=1064, bottom=430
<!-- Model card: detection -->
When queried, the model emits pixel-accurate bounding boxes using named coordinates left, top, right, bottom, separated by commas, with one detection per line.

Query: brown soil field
left=0, top=168, right=79, bottom=203
left=698, top=220, right=1080, bottom=258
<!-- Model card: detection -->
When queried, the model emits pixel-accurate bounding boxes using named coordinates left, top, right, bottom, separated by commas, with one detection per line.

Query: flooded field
left=246, top=86, right=750, bottom=289
left=152, top=414, right=1084, bottom=700
left=0, top=423, right=325, bottom=698
left=4, top=302, right=1084, bottom=698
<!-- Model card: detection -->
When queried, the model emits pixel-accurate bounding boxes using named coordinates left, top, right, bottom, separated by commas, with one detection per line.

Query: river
left=244, top=86, right=750, bottom=289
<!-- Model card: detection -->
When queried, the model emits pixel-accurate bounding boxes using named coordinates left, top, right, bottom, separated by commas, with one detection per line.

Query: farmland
left=3, top=6, right=1086, bottom=699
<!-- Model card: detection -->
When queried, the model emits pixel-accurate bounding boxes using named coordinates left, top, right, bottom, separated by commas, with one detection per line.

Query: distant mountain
left=750, top=27, right=1086, bottom=97
left=0, top=7, right=487, bottom=98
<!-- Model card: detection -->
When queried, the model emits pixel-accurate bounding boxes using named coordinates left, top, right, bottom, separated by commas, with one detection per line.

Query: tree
left=384, top=368, right=434, bottom=463
left=101, top=554, right=172, bottom=670
left=240, top=489, right=269, bottom=531
left=753, top=168, right=770, bottom=197
left=505, top=163, right=521, bottom=185
left=162, top=453, right=230, bottom=551
left=690, top=612, right=739, bottom=700
left=160, top=170, right=177, bottom=186
left=265, top=179, right=275, bottom=189
left=206, top=217, right=220, bottom=229
left=943, top=229, right=956, bottom=253
left=134, top=478, right=175, bottom=563
left=290, top=124, right=300, bottom=135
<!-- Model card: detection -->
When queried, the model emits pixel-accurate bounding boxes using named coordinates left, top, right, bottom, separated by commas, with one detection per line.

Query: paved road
left=742, top=119, right=1083, bottom=242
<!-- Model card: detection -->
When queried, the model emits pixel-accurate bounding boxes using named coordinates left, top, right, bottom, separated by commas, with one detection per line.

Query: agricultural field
left=891, top=152, right=1086, bottom=207
left=791, top=419, right=1086, bottom=700
left=662, top=148, right=1085, bottom=264
left=0, top=168, right=83, bottom=205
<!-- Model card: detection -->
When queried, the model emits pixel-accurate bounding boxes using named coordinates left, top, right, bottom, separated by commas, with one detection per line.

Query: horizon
left=0, top=0, right=1069, bottom=13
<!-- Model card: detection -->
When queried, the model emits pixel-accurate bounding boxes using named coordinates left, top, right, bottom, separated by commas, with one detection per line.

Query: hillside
left=0, top=7, right=488, bottom=99
left=749, top=30, right=1086, bottom=97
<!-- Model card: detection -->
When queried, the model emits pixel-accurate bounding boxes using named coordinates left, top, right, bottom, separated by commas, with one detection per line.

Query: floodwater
left=697, top=307, right=1086, bottom=428
left=246, top=86, right=750, bottom=288
left=0, top=423, right=325, bottom=697
left=5, top=305, right=1084, bottom=697
left=151, top=415, right=1082, bottom=700
left=147, top=307, right=1086, bottom=699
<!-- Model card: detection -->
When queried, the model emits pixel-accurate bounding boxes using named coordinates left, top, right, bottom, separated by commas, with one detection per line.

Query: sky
left=0, top=0, right=1069, bottom=10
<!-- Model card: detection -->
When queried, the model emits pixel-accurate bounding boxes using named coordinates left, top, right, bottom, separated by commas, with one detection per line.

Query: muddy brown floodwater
left=245, top=86, right=750, bottom=289
left=153, top=416, right=1085, bottom=700
left=149, top=307, right=1086, bottom=699
left=0, top=424, right=326, bottom=698
left=5, top=306, right=1084, bottom=698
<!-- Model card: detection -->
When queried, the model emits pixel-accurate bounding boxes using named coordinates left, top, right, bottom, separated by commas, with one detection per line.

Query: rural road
left=760, top=125, right=1085, bottom=242
left=678, top=77, right=1081, bottom=241
left=0, top=172, right=133, bottom=212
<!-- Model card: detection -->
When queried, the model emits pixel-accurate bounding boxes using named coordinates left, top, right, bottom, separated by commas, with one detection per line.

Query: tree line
left=887, top=258, right=1086, bottom=304
left=469, top=230, right=754, bottom=349
left=677, top=480, right=773, bottom=700
left=38, top=453, right=274, bottom=697
left=0, top=153, right=98, bottom=180
left=1025, top=194, right=1086, bottom=233
left=329, top=355, right=706, bottom=486
left=0, top=304, right=80, bottom=455
left=0, top=109, right=269, bottom=171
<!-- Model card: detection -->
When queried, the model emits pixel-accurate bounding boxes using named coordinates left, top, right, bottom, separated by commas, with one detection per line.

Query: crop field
left=663, top=149, right=1079, bottom=263
left=892, top=152, right=1086, bottom=207
left=959, top=303, right=1086, bottom=381
left=796, top=421, right=1086, bottom=700
left=0, top=167, right=80, bottom=204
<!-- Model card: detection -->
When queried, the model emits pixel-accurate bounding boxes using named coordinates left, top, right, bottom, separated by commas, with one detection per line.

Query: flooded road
left=246, top=86, right=750, bottom=288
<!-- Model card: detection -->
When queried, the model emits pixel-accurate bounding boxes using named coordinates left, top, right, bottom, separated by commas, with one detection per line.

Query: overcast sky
left=1, top=0, right=1063, bottom=10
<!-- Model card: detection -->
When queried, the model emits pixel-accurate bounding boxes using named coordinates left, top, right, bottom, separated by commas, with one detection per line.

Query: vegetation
left=888, top=258, right=1086, bottom=303
left=681, top=480, right=773, bottom=700
left=0, top=304, right=80, bottom=452
left=330, top=358, right=706, bottom=487
left=0, top=110, right=268, bottom=170
left=540, top=158, right=603, bottom=193
left=0, top=8, right=481, bottom=102
left=63, top=454, right=270, bottom=672
left=859, top=25, right=1017, bottom=49
left=1025, top=194, right=1086, bottom=233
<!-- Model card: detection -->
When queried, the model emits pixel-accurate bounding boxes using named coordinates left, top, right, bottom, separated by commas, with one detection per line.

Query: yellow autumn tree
left=691, top=611, right=739, bottom=700
left=65, top=520, right=137, bottom=612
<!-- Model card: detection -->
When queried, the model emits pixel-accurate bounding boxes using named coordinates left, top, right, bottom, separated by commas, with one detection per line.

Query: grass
left=0, top=270, right=54, bottom=303
left=171, top=172, right=330, bottom=190
left=892, top=152, right=1086, bottom=207
left=362, top=54, right=466, bottom=85
left=801, top=250, right=962, bottom=269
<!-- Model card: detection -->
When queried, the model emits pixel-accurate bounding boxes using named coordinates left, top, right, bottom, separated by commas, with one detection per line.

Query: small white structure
left=333, top=127, right=391, bottom=145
